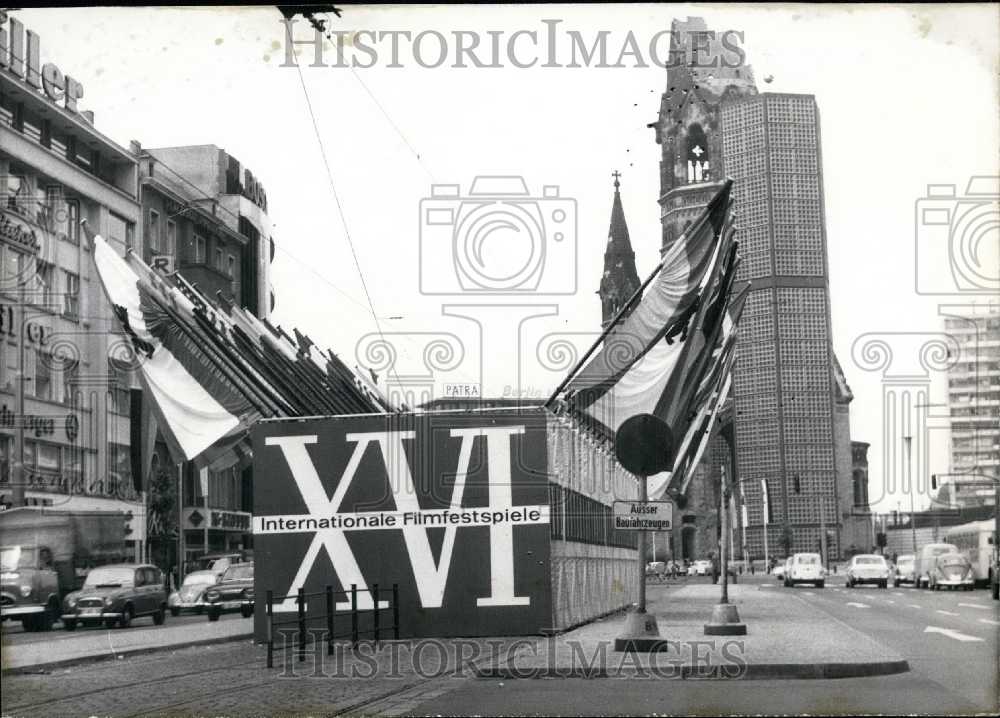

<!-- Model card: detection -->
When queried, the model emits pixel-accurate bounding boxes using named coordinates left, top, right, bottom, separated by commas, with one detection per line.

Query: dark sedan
left=204, top=563, right=254, bottom=621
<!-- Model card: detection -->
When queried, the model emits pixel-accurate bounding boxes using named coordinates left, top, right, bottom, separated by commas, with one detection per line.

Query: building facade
left=0, top=11, right=144, bottom=552
left=940, top=306, right=1000, bottom=509
left=653, top=17, right=850, bottom=561
left=136, top=144, right=276, bottom=571
left=597, top=174, right=641, bottom=329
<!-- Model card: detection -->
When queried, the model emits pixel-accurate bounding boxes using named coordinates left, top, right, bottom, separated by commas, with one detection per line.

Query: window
left=165, top=220, right=176, bottom=256
left=215, top=247, right=224, bottom=272
left=1, top=245, right=26, bottom=292
left=193, top=234, right=206, bottom=264
left=107, top=213, right=134, bottom=251
left=108, top=358, right=131, bottom=416
left=63, top=271, right=80, bottom=319
left=33, top=349, right=53, bottom=401
left=227, top=254, right=235, bottom=279
left=33, top=261, right=56, bottom=311
left=148, top=210, right=160, bottom=253
left=0, top=436, right=10, bottom=484
left=62, top=357, right=79, bottom=405
left=66, top=201, right=80, bottom=244
left=107, top=442, right=132, bottom=494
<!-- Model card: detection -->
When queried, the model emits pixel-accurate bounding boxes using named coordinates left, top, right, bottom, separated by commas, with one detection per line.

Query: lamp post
left=904, top=435, right=917, bottom=554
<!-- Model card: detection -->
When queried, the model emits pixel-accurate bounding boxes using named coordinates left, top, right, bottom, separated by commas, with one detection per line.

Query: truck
left=1, top=507, right=128, bottom=631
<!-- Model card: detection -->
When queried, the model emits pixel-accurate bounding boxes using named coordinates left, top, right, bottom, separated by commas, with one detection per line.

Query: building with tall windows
left=939, top=306, right=1000, bottom=509
left=652, top=17, right=865, bottom=562
left=0, top=11, right=144, bottom=552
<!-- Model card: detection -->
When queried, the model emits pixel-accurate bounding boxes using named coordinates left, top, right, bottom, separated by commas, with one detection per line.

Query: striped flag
left=557, top=180, right=733, bottom=436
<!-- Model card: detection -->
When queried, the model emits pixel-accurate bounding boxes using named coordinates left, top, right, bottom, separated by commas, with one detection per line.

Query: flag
left=92, top=234, right=251, bottom=461
left=646, top=282, right=748, bottom=499
left=558, top=180, right=733, bottom=434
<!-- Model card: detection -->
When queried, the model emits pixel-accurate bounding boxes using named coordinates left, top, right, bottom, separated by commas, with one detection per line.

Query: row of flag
left=89, top=223, right=390, bottom=471
left=550, top=179, right=748, bottom=499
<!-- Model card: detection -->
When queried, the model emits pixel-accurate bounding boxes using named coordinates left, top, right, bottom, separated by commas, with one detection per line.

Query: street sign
left=613, top=501, right=673, bottom=531
left=614, top=413, right=674, bottom=477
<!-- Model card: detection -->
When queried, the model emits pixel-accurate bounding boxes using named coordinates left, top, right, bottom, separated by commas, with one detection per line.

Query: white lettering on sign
left=262, top=426, right=544, bottom=613
left=613, top=501, right=672, bottom=531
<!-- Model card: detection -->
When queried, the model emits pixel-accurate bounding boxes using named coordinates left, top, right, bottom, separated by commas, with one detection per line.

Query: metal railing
left=263, top=583, right=400, bottom=668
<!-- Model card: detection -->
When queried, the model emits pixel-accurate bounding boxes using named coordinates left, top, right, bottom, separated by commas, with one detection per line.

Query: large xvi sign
left=261, top=425, right=546, bottom=613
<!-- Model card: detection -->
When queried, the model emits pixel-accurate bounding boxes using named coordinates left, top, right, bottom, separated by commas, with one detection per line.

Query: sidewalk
left=1, top=615, right=253, bottom=673
left=475, top=582, right=909, bottom=679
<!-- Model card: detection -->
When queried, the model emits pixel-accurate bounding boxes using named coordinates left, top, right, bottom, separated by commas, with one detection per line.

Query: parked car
left=845, top=554, right=890, bottom=588
left=893, top=554, right=916, bottom=587
left=928, top=552, right=975, bottom=591
left=693, top=560, right=713, bottom=576
left=167, top=570, right=218, bottom=616
left=785, top=553, right=825, bottom=588
left=192, top=552, right=247, bottom=578
left=61, top=564, right=167, bottom=630
left=204, top=563, right=254, bottom=621
left=686, top=563, right=698, bottom=576
left=914, top=543, right=960, bottom=589
left=646, top=561, right=667, bottom=582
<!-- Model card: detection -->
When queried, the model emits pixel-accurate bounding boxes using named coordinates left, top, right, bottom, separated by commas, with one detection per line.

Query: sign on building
left=613, top=501, right=673, bottom=531
left=252, top=409, right=552, bottom=638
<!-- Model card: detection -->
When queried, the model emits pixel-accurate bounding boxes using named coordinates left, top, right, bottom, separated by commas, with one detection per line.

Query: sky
left=12, top=4, right=999, bottom=512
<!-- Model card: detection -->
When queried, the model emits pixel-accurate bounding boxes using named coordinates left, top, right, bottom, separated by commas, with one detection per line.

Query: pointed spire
left=599, top=171, right=641, bottom=328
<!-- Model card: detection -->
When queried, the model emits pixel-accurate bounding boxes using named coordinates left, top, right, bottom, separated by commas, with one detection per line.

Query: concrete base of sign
left=703, top=602, right=747, bottom=635
left=613, top=609, right=668, bottom=652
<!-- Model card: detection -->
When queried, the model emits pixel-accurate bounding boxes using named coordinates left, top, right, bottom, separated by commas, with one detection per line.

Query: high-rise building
left=0, top=11, right=144, bottom=549
left=940, top=306, right=1000, bottom=508
left=653, top=17, right=863, bottom=561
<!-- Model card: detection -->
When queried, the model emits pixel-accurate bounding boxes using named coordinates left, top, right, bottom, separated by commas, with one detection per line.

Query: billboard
left=252, top=408, right=552, bottom=638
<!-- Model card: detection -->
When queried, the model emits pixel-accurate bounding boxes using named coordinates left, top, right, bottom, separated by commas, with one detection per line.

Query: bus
left=945, top=519, right=996, bottom=588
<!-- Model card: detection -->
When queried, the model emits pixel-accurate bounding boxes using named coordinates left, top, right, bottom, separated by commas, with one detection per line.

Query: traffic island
left=475, top=582, right=909, bottom=680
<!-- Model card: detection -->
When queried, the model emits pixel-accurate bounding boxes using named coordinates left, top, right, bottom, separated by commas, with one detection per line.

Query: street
left=1, top=609, right=223, bottom=647
left=2, top=576, right=996, bottom=716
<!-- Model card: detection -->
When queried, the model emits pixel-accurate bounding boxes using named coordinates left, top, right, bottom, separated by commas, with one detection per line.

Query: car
left=686, top=563, right=698, bottom=576
left=928, top=552, right=975, bottom=591
left=192, top=552, right=248, bottom=578
left=846, top=554, right=890, bottom=588
left=646, top=561, right=667, bottom=582
left=893, top=554, right=916, bottom=587
left=914, top=543, right=960, bottom=589
left=693, top=560, right=713, bottom=576
left=61, top=564, right=167, bottom=630
left=772, top=560, right=788, bottom=580
left=785, top=553, right=825, bottom=588
left=167, top=570, right=218, bottom=616
left=204, top=562, right=254, bottom=621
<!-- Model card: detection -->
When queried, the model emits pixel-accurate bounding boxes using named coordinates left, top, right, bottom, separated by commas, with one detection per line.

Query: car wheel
left=208, top=609, right=220, bottom=622
left=894, top=580, right=900, bottom=588
left=816, top=581, right=824, bottom=589
left=63, top=618, right=77, bottom=631
left=21, top=616, right=37, bottom=632
left=170, top=607, right=180, bottom=617
left=119, top=605, right=133, bottom=629
left=153, top=605, right=166, bottom=626
left=38, top=604, right=55, bottom=631
left=240, top=604, right=253, bottom=619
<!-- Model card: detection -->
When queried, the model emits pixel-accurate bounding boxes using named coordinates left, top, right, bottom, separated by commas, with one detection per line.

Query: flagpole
left=544, top=259, right=664, bottom=408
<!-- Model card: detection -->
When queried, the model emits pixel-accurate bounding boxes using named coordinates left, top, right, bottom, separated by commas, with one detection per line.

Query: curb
left=473, top=659, right=910, bottom=680
left=2, top=631, right=254, bottom=675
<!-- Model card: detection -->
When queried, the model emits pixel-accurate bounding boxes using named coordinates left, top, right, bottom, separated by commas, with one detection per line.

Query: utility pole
left=904, top=435, right=917, bottom=554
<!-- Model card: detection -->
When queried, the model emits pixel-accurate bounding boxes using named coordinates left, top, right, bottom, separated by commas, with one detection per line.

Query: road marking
left=908, top=604, right=922, bottom=609
left=893, top=592, right=904, bottom=596
left=936, top=610, right=960, bottom=616
left=760, top=583, right=773, bottom=587
left=924, top=626, right=984, bottom=642
left=959, top=603, right=991, bottom=610
left=803, top=591, right=814, bottom=596
left=845, top=602, right=869, bottom=608
left=885, top=600, right=895, bottom=604
left=978, top=618, right=1000, bottom=626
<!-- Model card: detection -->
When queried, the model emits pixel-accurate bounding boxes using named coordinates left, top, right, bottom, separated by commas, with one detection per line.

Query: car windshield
left=222, top=565, right=253, bottom=581
left=855, top=557, right=885, bottom=565
left=0, top=546, right=35, bottom=571
left=897, top=558, right=914, bottom=567
left=796, top=555, right=821, bottom=564
left=183, top=572, right=217, bottom=587
left=84, top=567, right=135, bottom=587
left=929, top=546, right=954, bottom=556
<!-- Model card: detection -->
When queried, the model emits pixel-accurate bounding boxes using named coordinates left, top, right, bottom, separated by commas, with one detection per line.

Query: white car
left=772, top=560, right=788, bottom=580
left=785, top=553, right=825, bottom=588
left=846, top=554, right=890, bottom=588
left=693, top=560, right=713, bottom=576
left=686, top=564, right=698, bottom=576
left=928, top=553, right=975, bottom=591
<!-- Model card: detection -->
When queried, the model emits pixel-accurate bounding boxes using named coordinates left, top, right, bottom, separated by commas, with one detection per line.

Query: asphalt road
left=410, top=578, right=999, bottom=716
left=1, top=609, right=218, bottom=647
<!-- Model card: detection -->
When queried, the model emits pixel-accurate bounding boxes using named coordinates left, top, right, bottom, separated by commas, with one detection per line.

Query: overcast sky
left=14, top=4, right=998, bottom=512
